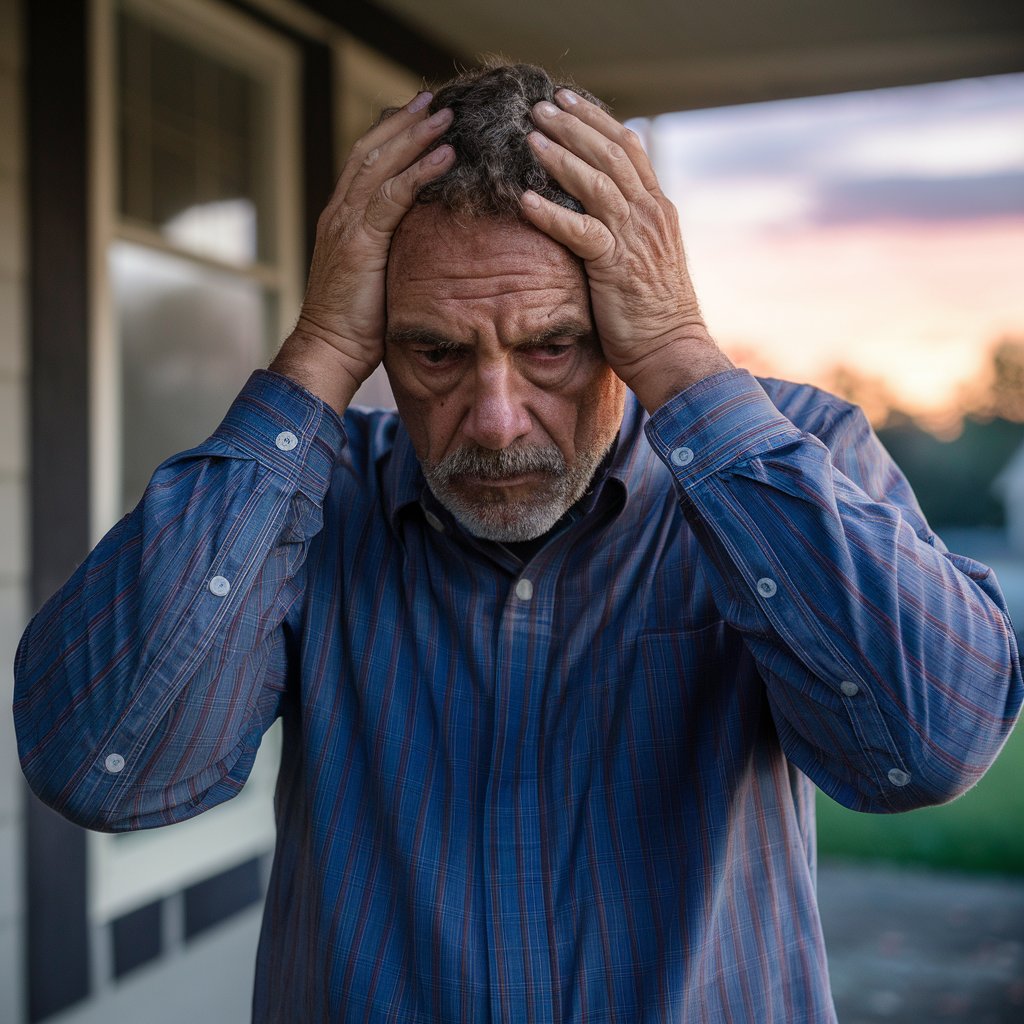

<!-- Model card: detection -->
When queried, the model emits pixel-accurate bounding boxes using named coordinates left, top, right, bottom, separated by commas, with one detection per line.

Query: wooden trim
left=301, top=35, right=334, bottom=266
left=232, top=0, right=463, bottom=83
left=25, top=0, right=92, bottom=1017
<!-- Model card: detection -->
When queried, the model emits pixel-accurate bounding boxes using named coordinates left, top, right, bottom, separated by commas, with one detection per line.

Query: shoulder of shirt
left=755, top=375, right=869, bottom=445
left=339, top=404, right=402, bottom=468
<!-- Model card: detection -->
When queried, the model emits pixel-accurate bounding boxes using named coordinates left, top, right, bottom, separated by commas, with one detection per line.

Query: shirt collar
left=381, top=392, right=652, bottom=534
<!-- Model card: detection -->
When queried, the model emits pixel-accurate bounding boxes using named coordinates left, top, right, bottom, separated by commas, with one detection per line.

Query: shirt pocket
left=631, top=620, right=769, bottom=774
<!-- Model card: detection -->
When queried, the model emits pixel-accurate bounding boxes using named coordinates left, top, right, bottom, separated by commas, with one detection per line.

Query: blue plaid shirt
left=15, top=368, right=1022, bottom=1022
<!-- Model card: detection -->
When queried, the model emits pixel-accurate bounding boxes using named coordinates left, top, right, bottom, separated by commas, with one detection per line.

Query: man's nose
left=462, top=362, right=533, bottom=450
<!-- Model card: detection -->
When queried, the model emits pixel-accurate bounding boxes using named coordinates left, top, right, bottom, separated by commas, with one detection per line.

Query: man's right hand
left=270, top=93, right=454, bottom=414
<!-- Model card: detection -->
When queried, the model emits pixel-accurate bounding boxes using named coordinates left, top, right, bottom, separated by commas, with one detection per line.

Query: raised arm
left=521, top=89, right=1023, bottom=810
left=14, top=92, right=455, bottom=831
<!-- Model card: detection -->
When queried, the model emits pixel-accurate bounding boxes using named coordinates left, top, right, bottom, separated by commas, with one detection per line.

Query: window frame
left=86, top=0, right=301, bottom=928
left=90, top=0, right=303, bottom=538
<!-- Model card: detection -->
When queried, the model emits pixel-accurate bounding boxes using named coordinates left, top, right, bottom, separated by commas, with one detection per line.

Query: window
left=92, top=0, right=301, bottom=527
left=88, top=0, right=300, bottom=927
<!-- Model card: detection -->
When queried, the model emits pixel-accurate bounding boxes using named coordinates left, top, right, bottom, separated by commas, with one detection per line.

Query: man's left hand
left=521, top=90, right=732, bottom=412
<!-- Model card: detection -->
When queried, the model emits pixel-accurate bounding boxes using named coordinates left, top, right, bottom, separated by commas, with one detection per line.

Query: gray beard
left=423, top=439, right=613, bottom=542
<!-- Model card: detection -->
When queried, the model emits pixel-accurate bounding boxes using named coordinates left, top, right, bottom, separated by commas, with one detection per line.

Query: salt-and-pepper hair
left=378, top=59, right=609, bottom=218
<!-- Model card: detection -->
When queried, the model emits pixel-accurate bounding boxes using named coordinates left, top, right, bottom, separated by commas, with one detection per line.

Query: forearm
left=647, top=370, right=1024, bottom=811
left=270, top=325, right=366, bottom=417
left=14, top=371, right=344, bottom=830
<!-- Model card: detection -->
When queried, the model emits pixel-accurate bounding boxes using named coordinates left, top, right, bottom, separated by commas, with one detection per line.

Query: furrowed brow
left=520, top=320, right=595, bottom=347
left=384, top=328, right=461, bottom=349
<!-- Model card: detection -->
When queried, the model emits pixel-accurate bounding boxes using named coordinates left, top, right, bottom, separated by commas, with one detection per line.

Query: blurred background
left=1, top=1, right=1022, bottom=1022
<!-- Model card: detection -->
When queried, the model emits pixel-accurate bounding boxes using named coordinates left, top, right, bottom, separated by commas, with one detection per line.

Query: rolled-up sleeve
left=14, top=370, right=345, bottom=831
left=645, top=369, right=1023, bottom=812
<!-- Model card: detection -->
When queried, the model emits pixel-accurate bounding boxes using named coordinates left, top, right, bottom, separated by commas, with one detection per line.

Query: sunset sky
left=630, top=73, right=1024, bottom=418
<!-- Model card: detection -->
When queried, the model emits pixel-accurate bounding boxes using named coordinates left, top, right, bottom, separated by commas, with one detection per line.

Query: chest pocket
left=628, top=619, right=767, bottom=765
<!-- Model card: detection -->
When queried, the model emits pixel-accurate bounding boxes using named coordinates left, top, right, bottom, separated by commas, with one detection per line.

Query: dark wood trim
left=229, top=0, right=464, bottom=84
left=221, top=0, right=340, bottom=297
left=25, top=0, right=92, bottom=1018
left=303, top=0, right=461, bottom=82
left=301, top=36, right=335, bottom=266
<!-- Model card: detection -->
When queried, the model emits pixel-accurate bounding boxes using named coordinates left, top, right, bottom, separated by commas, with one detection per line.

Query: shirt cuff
left=207, top=369, right=347, bottom=500
left=644, top=369, right=804, bottom=485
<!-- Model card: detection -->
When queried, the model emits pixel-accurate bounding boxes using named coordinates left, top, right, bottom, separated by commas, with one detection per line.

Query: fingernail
left=521, top=190, right=541, bottom=209
left=428, top=144, right=452, bottom=165
left=556, top=89, right=579, bottom=106
left=528, top=131, right=550, bottom=150
left=427, top=107, right=453, bottom=128
left=408, top=91, right=433, bottom=112
left=536, top=101, right=558, bottom=118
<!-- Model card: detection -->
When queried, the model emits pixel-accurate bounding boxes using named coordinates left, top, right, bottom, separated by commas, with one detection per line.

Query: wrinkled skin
left=383, top=207, right=625, bottom=540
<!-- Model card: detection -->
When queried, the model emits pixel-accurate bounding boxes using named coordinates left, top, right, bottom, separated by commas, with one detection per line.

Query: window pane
left=117, top=7, right=275, bottom=264
left=110, top=241, right=275, bottom=512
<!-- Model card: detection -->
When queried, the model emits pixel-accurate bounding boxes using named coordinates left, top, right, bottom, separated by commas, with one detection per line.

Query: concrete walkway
left=819, top=861, right=1024, bottom=1023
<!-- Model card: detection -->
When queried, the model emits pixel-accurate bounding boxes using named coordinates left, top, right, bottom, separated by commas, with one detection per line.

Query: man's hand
left=520, top=90, right=732, bottom=413
left=271, top=93, right=455, bottom=414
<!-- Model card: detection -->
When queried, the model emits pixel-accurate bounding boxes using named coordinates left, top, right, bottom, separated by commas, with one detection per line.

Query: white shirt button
left=840, top=680, right=860, bottom=697
left=104, top=753, right=125, bottom=774
left=423, top=510, right=445, bottom=533
left=515, top=578, right=534, bottom=601
left=670, top=446, right=694, bottom=467
left=275, top=430, right=298, bottom=451
left=756, top=577, right=777, bottom=598
left=209, top=575, right=231, bottom=597
left=887, top=768, right=911, bottom=787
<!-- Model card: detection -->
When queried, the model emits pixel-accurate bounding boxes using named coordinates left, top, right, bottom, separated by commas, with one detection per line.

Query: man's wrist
left=623, top=335, right=734, bottom=414
left=269, top=330, right=371, bottom=417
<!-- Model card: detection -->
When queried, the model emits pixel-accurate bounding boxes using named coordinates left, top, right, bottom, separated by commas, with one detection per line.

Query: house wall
left=1, top=2, right=439, bottom=1019
left=0, top=0, right=28, bottom=1020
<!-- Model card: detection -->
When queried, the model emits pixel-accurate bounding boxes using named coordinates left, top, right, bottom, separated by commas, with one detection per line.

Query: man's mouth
left=459, top=471, right=545, bottom=487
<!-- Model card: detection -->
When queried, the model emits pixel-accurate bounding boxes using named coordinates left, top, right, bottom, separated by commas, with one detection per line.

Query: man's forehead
left=388, top=205, right=585, bottom=285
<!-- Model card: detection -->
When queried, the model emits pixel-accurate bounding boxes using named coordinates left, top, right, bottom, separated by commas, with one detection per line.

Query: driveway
left=819, top=861, right=1024, bottom=1023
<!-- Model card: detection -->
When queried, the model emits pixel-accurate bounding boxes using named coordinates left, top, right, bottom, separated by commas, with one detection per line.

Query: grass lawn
left=816, top=718, right=1024, bottom=877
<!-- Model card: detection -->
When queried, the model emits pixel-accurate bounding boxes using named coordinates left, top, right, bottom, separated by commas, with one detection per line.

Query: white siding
left=0, top=0, right=28, bottom=1020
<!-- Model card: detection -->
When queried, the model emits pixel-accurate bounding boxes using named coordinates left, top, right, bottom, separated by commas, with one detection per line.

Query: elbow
left=19, top=754, right=127, bottom=833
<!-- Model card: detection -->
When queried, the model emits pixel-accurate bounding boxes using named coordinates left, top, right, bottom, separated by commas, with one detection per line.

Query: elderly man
left=15, top=62, right=1023, bottom=1022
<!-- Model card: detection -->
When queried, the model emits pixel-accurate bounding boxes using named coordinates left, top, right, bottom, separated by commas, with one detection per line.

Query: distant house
left=993, top=440, right=1024, bottom=554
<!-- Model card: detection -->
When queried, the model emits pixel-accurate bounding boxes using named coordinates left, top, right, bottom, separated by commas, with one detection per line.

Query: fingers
left=526, top=130, right=631, bottom=230
left=362, top=144, right=455, bottom=236
left=344, top=106, right=454, bottom=209
left=536, top=90, right=662, bottom=196
left=332, top=91, right=447, bottom=201
left=519, top=189, right=614, bottom=263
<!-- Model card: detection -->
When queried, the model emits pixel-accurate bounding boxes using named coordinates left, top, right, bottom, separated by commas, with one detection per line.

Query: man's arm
left=13, top=92, right=454, bottom=831
left=646, top=370, right=1023, bottom=810
left=271, top=93, right=454, bottom=411
left=521, top=91, right=1023, bottom=810
left=14, top=374, right=342, bottom=830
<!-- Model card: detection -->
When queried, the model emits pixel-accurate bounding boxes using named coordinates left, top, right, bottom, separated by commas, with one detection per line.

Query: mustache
left=428, top=444, right=567, bottom=483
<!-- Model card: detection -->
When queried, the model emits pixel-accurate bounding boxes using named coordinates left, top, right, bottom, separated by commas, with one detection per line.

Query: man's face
left=384, top=205, right=626, bottom=542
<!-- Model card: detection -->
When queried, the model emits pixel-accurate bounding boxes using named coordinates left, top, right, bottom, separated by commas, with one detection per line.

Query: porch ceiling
left=371, top=0, right=1024, bottom=117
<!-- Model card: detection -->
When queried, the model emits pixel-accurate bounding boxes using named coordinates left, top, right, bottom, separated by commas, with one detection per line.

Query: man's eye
left=416, top=347, right=462, bottom=366
left=528, top=343, right=574, bottom=359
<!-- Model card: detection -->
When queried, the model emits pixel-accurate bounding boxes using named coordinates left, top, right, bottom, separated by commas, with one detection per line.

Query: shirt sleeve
left=645, top=368, right=1024, bottom=813
left=13, top=370, right=346, bottom=832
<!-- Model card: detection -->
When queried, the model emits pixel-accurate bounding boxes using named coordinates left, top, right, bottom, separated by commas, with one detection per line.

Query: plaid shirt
left=16, top=368, right=1022, bottom=1022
